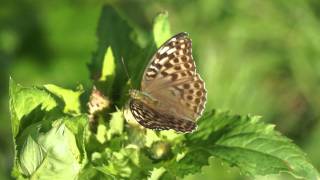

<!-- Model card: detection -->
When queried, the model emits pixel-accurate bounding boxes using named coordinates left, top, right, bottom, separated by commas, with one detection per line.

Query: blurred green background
left=1, top=0, right=320, bottom=179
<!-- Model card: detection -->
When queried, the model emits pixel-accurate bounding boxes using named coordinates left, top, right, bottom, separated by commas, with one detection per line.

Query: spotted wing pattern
left=142, top=32, right=195, bottom=84
left=141, top=32, right=206, bottom=120
left=129, top=32, right=207, bottom=133
left=129, top=99, right=196, bottom=133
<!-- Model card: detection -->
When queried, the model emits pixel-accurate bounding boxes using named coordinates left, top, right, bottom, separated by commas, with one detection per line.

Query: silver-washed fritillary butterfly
left=126, top=32, right=207, bottom=133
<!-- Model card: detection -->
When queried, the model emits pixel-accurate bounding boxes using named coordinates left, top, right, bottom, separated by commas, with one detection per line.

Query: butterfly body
left=129, top=89, right=159, bottom=106
left=127, top=32, right=207, bottom=133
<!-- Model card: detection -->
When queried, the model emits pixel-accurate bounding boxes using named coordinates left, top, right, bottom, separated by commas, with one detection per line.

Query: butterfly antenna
left=120, top=57, right=133, bottom=89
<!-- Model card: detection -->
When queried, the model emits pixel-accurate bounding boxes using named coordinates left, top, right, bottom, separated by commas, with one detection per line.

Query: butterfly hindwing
left=169, top=74, right=206, bottom=119
left=129, top=99, right=196, bottom=133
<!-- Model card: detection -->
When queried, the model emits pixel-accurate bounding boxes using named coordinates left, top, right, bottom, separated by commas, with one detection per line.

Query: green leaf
left=90, top=145, right=153, bottom=179
left=10, top=79, right=88, bottom=179
left=18, top=135, right=46, bottom=176
left=89, top=5, right=150, bottom=103
left=100, top=46, right=115, bottom=82
left=44, top=84, right=84, bottom=115
left=149, top=167, right=166, bottom=180
left=92, top=148, right=132, bottom=178
left=99, top=46, right=116, bottom=96
left=107, top=109, right=124, bottom=139
left=166, top=110, right=320, bottom=179
left=63, top=115, right=88, bottom=164
left=93, top=110, right=124, bottom=144
left=78, top=163, right=111, bottom=180
left=153, top=11, right=171, bottom=47
left=9, top=78, right=57, bottom=137
left=95, top=122, right=108, bottom=144
left=9, top=79, right=59, bottom=177
left=16, top=118, right=83, bottom=179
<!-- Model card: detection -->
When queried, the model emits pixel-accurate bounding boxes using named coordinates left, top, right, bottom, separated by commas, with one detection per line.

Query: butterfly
left=127, top=32, right=207, bottom=133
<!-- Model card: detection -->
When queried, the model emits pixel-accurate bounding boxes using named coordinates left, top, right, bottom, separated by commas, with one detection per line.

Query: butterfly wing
left=141, top=32, right=207, bottom=121
left=129, top=99, right=196, bottom=133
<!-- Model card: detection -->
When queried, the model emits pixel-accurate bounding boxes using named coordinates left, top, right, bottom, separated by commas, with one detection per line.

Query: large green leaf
left=10, top=79, right=88, bottom=179
left=88, top=5, right=151, bottom=105
left=160, top=110, right=320, bottom=179
left=16, top=119, right=83, bottom=179
left=9, top=78, right=57, bottom=137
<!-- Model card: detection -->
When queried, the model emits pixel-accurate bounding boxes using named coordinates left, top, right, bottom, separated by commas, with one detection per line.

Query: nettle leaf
left=149, top=167, right=166, bottom=180
left=95, top=121, right=108, bottom=144
left=44, top=84, right=84, bottom=115
left=18, top=133, right=46, bottom=176
left=153, top=11, right=171, bottom=47
left=9, top=78, right=57, bottom=137
left=15, top=117, right=86, bottom=179
left=93, top=109, right=124, bottom=145
left=107, top=110, right=124, bottom=139
left=62, top=115, right=88, bottom=164
left=102, top=146, right=153, bottom=179
left=99, top=46, right=116, bottom=96
left=9, top=78, right=58, bottom=178
left=160, top=110, right=320, bottom=179
left=78, top=163, right=112, bottom=180
left=89, top=5, right=151, bottom=104
left=91, top=147, right=134, bottom=178
left=10, top=78, right=88, bottom=179
left=100, top=46, right=116, bottom=82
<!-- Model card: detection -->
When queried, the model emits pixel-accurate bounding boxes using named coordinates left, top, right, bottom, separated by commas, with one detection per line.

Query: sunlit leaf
left=9, top=78, right=57, bottom=137
left=100, top=46, right=115, bottom=82
left=163, top=110, right=320, bottom=179
left=16, top=119, right=83, bottom=179
left=153, top=11, right=171, bottom=47
left=107, top=109, right=124, bottom=139
left=44, top=84, right=84, bottom=115
left=18, top=135, right=46, bottom=176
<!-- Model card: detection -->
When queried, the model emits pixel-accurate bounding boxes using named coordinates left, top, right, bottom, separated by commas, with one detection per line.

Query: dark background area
left=1, top=0, right=320, bottom=179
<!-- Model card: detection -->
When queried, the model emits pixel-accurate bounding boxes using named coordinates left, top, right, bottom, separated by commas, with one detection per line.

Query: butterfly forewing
left=142, top=32, right=195, bottom=87
left=128, top=32, right=207, bottom=133
left=142, top=32, right=206, bottom=120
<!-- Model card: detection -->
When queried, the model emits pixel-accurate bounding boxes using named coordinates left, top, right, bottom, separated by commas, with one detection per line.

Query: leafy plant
left=9, top=5, right=319, bottom=180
